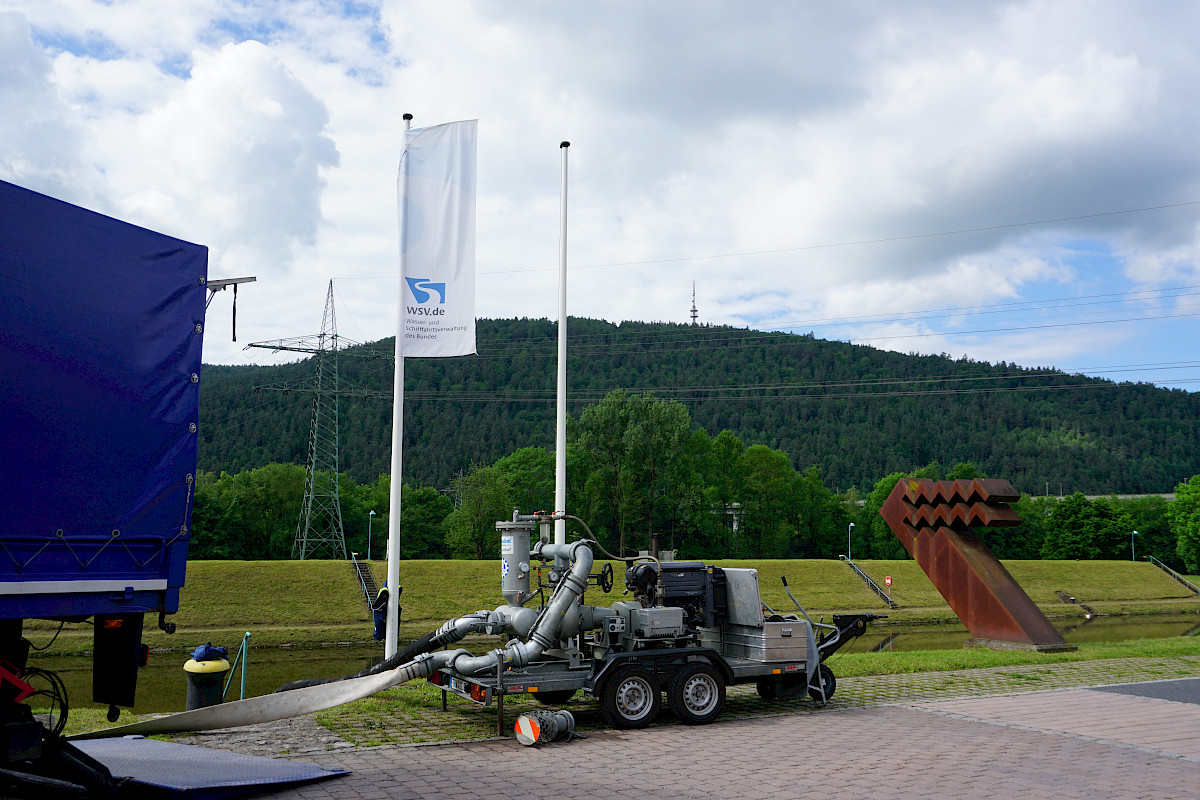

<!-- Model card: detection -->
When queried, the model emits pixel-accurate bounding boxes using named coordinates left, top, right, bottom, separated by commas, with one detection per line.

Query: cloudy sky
left=4, top=1, right=1199, bottom=391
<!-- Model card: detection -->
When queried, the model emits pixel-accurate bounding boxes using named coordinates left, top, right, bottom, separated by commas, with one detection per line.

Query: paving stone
left=147, top=654, right=1200, bottom=798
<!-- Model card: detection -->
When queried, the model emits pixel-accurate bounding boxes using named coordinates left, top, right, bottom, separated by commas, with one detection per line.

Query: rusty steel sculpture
left=879, top=478, right=1074, bottom=651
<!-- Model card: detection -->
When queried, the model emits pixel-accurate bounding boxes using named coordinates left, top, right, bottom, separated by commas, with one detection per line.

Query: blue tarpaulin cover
left=0, top=180, right=207, bottom=619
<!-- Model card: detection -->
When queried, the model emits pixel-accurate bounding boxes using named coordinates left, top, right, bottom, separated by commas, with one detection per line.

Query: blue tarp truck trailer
left=0, top=179, right=207, bottom=788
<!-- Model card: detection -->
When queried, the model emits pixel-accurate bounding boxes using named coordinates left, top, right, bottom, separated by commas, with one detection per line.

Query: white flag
left=397, top=120, right=477, bottom=357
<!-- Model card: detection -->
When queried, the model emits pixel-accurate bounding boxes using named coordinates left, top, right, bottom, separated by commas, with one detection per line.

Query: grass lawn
left=22, top=558, right=1198, bottom=657
left=30, top=558, right=1199, bottom=741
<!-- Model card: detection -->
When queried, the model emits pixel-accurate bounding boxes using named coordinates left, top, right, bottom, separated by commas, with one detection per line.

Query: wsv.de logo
left=405, top=277, right=447, bottom=316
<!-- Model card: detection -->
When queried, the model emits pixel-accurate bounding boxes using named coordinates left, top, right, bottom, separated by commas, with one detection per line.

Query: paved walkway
left=180, top=659, right=1200, bottom=798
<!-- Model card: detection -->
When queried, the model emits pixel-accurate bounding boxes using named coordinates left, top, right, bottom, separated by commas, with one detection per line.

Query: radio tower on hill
left=690, top=281, right=699, bottom=326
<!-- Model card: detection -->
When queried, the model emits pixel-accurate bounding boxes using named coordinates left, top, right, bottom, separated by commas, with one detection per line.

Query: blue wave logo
left=405, top=277, right=446, bottom=304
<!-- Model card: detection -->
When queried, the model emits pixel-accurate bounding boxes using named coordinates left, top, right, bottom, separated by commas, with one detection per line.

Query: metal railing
left=840, top=556, right=900, bottom=609
left=222, top=631, right=252, bottom=701
left=1147, top=555, right=1200, bottom=596
left=350, top=552, right=379, bottom=612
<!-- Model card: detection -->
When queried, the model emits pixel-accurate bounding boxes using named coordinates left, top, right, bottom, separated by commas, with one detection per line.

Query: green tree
left=987, top=494, right=1055, bottom=559
left=946, top=461, right=983, bottom=481
left=574, top=390, right=640, bottom=554
left=736, top=445, right=796, bottom=558
left=494, top=447, right=555, bottom=514
left=190, top=463, right=307, bottom=559
left=1041, top=493, right=1135, bottom=560
left=443, top=465, right=512, bottom=559
left=340, top=473, right=389, bottom=560
left=702, top=430, right=746, bottom=556
left=399, top=482, right=454, bottom=559
left=1168, top=475, right=1200, bottom=573
left=573, top=390, right=697, bottom=555
left=860, top=472, right=908, bottom=559
left=1120, top=494, right=1176, bottom=569
left=627, top=397, right=694, bottom=554
left=792, top=465, right=845, bottom=558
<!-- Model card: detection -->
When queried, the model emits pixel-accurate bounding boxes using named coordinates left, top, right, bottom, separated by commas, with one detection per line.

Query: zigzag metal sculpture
left=879, top=478, right=1074, bottom=650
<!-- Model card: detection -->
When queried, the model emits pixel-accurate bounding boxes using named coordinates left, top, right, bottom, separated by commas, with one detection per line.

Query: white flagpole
left=555, top=141, right=570, bottom=547
left=385, top=112, right=415, bottom=658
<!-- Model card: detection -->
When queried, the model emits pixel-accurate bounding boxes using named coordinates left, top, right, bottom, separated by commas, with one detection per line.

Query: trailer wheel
left=755, top=679, right=778, bottom=701
left=532, top=689, right=576, bottom=705
left=602, top=664, right=660, bottom=729
left=809, top=664, right=836, bottom=701
left=668, top=663, right=724, bottom=725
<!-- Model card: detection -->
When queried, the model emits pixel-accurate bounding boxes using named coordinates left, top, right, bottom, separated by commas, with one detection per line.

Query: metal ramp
left=72, top=736, right=346, bottom=799
left=840, top=556, right=900, bottom=609
left=1148, top=555, right=1200, bottom=596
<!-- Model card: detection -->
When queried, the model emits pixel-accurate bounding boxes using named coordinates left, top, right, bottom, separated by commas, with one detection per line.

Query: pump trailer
left=425, top=514, right=880, bottom=729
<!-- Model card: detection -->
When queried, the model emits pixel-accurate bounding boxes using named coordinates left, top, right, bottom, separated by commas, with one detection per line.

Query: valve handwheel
left=598, top=562, right=614, bottom=593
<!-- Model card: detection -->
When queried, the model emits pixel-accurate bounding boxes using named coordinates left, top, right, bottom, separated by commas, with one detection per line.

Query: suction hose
left=72, top=649, right=467, bottom=739
left=276, top=534, right=595, bottom=691
left=275, top=608, right=515, bottom=692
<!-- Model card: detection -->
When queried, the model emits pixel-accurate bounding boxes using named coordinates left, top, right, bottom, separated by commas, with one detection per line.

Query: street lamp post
left=848, top=522, right=856, bottom=562
left=1131, top=529, right=1139, bottom=562
left=368, top=510, right=376, bottom=561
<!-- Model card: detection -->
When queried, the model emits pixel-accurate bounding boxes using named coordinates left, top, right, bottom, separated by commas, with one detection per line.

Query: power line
left=396, top=377, right=1200, bottom=404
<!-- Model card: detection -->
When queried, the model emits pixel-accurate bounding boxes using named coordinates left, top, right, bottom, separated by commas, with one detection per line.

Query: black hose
left=274, top=629, right=441, bottom=693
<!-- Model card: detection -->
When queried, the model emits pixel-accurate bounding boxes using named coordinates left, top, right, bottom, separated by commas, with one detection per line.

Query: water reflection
left=846, top=613, right=1200, bottom=653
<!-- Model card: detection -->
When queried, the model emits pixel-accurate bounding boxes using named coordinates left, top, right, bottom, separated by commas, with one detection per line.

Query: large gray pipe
left=502, top=539, right=594, bottom=669
left=422, top=539, right=599, bottom=676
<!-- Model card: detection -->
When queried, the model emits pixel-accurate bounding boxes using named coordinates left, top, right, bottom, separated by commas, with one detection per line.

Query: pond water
left=842, top=613, right=1200, bottom=653
left=32, top=644, right=389, bottom=716
left=29, top=613, right=1200, bottom=715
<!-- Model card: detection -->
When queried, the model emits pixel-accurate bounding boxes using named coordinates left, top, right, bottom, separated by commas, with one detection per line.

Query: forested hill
left=198, top=318, right=1200, bottom=494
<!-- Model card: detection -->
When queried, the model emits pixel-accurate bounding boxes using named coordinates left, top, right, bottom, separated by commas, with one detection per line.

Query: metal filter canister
left=497, top=520, right=534, bottom=606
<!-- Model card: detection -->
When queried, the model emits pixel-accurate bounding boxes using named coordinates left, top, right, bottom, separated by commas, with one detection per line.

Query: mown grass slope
left=26, top=558, right=1197, bottom=655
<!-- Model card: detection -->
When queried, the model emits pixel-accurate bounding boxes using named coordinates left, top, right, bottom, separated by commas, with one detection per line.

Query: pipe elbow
left=504, top=638, right=544, bottom=670
left=448, top=648, right=506, bottom=677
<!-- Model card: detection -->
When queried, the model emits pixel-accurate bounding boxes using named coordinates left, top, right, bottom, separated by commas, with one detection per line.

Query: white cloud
left=104, top=41, right=338, bottom=276
left=0, top=12, right=101, bottom=204
left=2, top=0, right=1199, bottom=384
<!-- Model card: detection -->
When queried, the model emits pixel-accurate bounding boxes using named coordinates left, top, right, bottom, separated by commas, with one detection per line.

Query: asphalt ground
left=159, top=654, right=1200, bottom=799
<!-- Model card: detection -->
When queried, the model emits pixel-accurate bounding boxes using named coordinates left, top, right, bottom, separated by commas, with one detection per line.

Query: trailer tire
left=755, top=679, right=778, bottom=701
left=601, top=664, right=660, bottom=729
left=532, top=689, right=576, bottom=705
left=668, top=663, right=724, bottom=725
left=809, top=664, right=836, bottom=701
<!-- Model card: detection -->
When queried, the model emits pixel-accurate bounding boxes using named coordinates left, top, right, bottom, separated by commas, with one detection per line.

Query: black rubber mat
left=74, top=736, right=347, bottom=799
left=1090, top=677, right=1200, bottom=705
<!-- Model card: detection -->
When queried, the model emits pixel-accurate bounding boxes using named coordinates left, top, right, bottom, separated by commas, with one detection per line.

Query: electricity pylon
left=246, top=281, right=361, bottom=559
